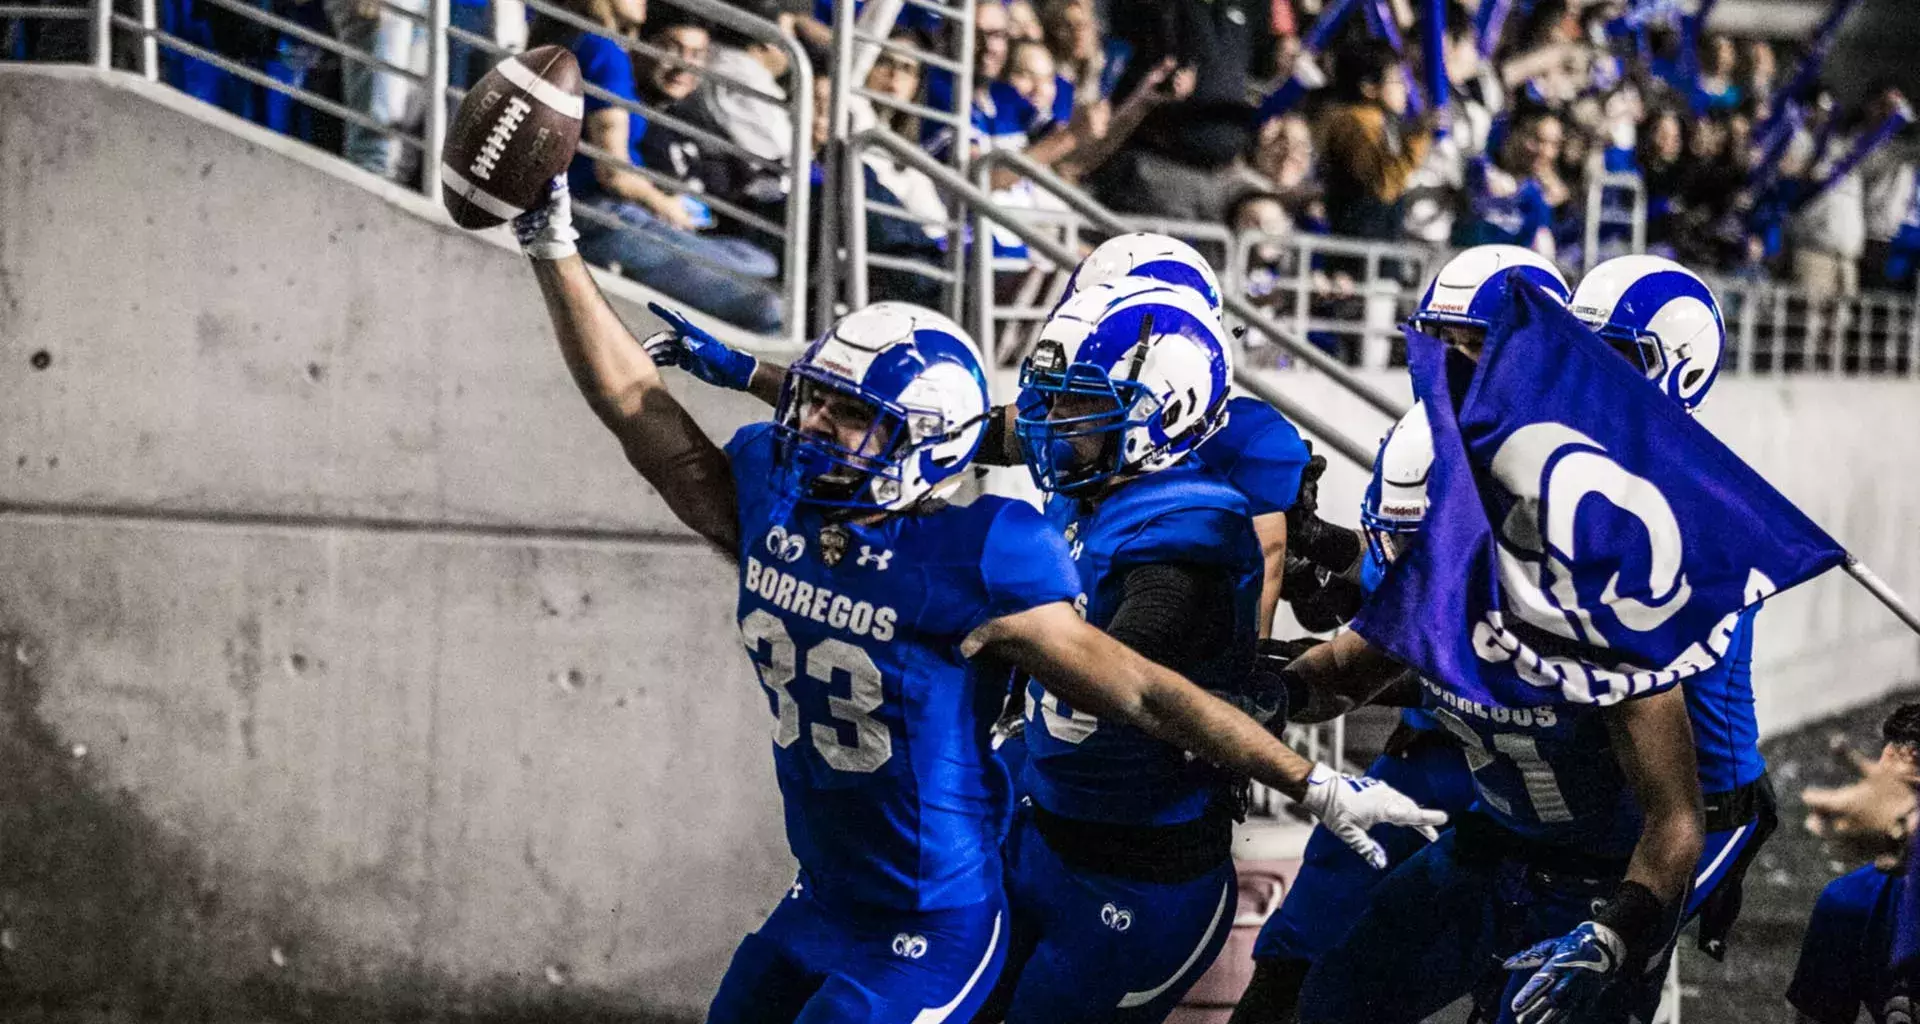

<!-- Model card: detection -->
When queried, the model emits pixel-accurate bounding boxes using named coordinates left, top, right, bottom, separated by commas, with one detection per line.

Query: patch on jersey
left=765, top=525, right=806, bottom=563
left=819, top=524, right=850, bottom=567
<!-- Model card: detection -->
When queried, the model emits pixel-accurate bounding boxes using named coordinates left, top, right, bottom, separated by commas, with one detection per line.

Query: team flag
left=1354, top=281, right=1846, bottom=708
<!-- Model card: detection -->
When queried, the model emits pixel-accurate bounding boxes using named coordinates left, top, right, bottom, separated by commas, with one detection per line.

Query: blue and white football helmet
left=1016, top=278, right=1233, bottom=496
left=1360, top=402, right=1434, bottom=566
left=1057, top=232, right=1224, bottom=315
left=1570, top=254, right=1726, bottom=412
left=773, top=302, right=991, bottom=514
left=1410, top=244, right=1572, bottom=338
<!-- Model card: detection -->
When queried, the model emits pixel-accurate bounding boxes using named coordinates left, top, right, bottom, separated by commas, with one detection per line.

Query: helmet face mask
left=1570, top=254, right=1725, bottom=413
left=1015, top=342, right=1150, bottom=495
left=772, top=303, right=989, bottom=515
left=1018, top=280, right=1232, bottom=498
left=1408, top=245, right=1573, bottom=361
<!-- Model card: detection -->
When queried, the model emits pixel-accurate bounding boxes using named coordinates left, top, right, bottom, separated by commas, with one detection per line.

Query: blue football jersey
left=1682, top=606, right=1767, bottom=794
left=727, top=423, right=1082, bottom=913
left=1788, top=864, right=1911, bottom=1024
left=1194, top=397, right=1313, bottom=517
left=1419, top=677, right=1643, bottom=859
left=1021, top=462, right=1264, bottom=826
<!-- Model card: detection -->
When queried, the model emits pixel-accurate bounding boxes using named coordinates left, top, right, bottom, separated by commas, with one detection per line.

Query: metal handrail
left=845, top=129, right=1380, bottom=468
left=973, top=147, right=1411, bottom=427
left=1581, top=170, right=1647, bottom=275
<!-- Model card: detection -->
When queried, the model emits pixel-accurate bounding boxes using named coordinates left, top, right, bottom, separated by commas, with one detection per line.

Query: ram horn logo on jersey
left=765, top=525, right=805, bottom=563
left=890, top=933, right=928, bottom=959
left=1353, top=282, right=1844, bottom=709
left=1099, top=903, right=1133, bottom=932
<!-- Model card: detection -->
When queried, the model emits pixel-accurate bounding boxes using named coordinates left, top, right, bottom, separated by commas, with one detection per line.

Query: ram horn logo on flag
left=1353, top=280, right=1846, bottom=708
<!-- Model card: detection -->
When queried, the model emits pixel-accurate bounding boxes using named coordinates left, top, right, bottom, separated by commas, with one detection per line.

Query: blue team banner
left=1354, top=282, right=1846, bottom=708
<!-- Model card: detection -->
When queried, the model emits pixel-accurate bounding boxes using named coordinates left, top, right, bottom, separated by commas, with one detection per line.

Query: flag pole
left=1844, top=556, right=1920, bottom=638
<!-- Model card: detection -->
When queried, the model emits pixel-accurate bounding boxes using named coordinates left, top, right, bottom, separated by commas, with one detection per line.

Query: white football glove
left=1299, top=763, right=1448, bottom=869
left=513, top=175, right=579, bottom=261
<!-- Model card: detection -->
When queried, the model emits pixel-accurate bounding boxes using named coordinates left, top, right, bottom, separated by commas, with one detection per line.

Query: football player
left=505, top=181, right=1440, bottom=1024
left=645, top=231, right=1316, bottom=636
left=1232, top=246, right=1569, bottom=1024
left=978, top=277, right=1422, bottom=1024
left=1786, top=702, right=1918, bottom=1024
left=1571, top=254, right=1778, bottom=963
left=1277, top=253, right=1708, bottom=1024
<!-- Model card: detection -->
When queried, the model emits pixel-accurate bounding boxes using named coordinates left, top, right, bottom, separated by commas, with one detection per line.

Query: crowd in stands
left=11, top=0, right=1920, bottom=332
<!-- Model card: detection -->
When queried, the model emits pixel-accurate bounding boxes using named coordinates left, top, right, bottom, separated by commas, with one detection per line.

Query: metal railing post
left=139, top=0, right=158, bottom=80
left=422, top=0, right=449, bottom=202
left=92, top=0, right=112, bottom=68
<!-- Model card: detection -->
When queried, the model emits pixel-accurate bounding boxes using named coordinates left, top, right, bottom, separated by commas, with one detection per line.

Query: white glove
left=1299, top=763, right=1448, bottom=869
left=513, top=175, right=579, bottom=261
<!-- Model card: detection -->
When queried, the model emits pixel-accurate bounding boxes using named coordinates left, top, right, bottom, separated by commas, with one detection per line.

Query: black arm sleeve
left=976, top=404, right=1022, bottom=467
left=1105, top=562, right=1238, bottom=672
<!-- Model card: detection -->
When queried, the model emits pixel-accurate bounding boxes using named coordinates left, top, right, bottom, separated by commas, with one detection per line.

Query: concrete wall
left=0, top=66, right=784, bottom=1021
left=2, top=62, right=1918, bottom=1021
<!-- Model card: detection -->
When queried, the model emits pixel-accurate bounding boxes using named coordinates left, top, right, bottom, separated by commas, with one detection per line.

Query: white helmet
left=774, top=302, right=990, bottom=513
left=1360, top=402, right=1435, bottom=564
left=1570, top=254, right=1726, bottom=413
left=1411, top=244, right=1572, bottom=335
left=1016, top=277, right=1233, bottom=495
left=1058, top=232, right=1224, bottom=314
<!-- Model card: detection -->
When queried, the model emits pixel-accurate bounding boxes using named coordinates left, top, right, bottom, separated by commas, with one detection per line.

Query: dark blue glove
left=642, top=302, right=757, bottom=391
left=1503, top=921, right=1627, bottom=1024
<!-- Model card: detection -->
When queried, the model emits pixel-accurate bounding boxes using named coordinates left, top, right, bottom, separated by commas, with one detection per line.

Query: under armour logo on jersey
left=765, top=525, right=805, bottom=563
left=1068, top=540, right=1085, bottom=561
left=857, top=545, right=893, bottom=571
left=1099, top=903, right=1133, bottom=932
left=788, top=880, right=805, bottom=900
left=890, top=933, right=928, bottom=959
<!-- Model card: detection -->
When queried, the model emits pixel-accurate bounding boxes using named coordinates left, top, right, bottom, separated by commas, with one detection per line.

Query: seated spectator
left=325, top=0, right=429, bottom=182
left=853, top=33, right=951, bottom=246
left=1689, top=34, right=1742, bottom=116
left=1740, top=38, right=1777, bottom=112
left=1006, top=0, right=1043, bottom=43
left=535, top=0, right=784, bottom=331
left=1005, top=37, right=1075, bottom=133
left=1457, top=106, right=1559, bottom=258
left=1041, top=0, right=1106, bottom=107
left=1244, top=112, right=1324, bottom=231
left=634, top=15, right=751, bottom=227
left=808, top=73, right=946, bottom=306
left=1317, top=41, right=1433, bottom=241
left=707, top=1, right=800, bottom=167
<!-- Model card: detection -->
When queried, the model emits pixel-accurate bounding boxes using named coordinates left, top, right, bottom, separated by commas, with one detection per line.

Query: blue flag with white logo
left=1354, top=281, right=1845, bottom=708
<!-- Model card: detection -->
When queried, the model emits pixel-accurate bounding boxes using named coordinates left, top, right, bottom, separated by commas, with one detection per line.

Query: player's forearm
left=1286, top=631, right=1405, bottom=723
left=747, top=361, right=785, bottom=406
left=1253, top=512, right=1288, bottom=638
left=533, top=256, right=662, bottom=423
left=1127, top=653, right=1317, bottom=799
left=1608, top=688, right=1706, bottom=909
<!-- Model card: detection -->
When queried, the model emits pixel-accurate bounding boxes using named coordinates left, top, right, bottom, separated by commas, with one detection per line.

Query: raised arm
left=517, top=186, right=740, bottom=554
left=966, top=602, right=1445, bottom=867
left=1281, top=628, right=1410, bottom=724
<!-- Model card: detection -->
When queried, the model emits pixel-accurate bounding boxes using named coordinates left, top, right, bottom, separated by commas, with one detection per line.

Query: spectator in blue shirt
left=533, top=0, right=784, bottom=332
left=1689, top=34, right=1742, bottom=116
left=1457, top=107, right=1560, bottom=258
left=1790, top=702, right=1920, bottom=1024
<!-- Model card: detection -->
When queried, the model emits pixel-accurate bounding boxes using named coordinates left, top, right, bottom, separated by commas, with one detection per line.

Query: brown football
left=441, top=44, right=584, bottom=230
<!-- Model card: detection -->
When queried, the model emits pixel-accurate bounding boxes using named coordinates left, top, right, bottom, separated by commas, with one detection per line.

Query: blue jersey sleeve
left=1786, top=869, right=1876, bottom=1024
left=970, top=499, right=1082, bottom=635
left=1112, top=504, right=1259, bottom=572
left=1197, top=398, right=1311, bottom=516
left=575, top=33, right=638, bottom=116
